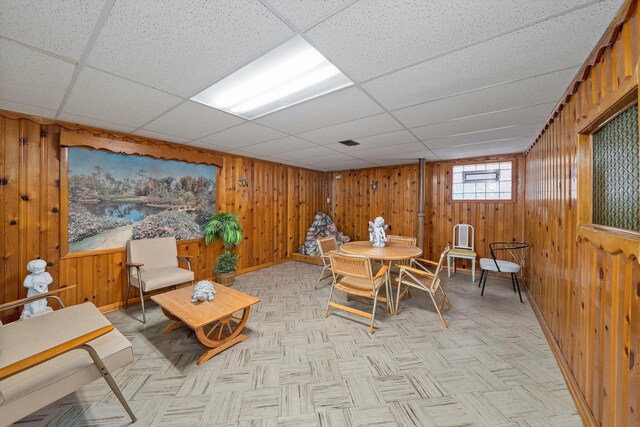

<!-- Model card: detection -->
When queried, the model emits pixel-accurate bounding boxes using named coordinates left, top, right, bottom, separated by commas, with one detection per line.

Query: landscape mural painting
left=67, top=147, right=216, bottom=253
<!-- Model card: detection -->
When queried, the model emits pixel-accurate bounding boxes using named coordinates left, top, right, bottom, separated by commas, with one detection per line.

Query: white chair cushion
left=127, top=236, right=179, bottom=270
left=131, top=266, right=194, bottom=292
left=480, top=258, right=520, bottom=273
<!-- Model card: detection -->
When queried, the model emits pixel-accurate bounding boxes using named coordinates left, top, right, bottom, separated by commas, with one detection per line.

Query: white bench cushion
left=131, top=266, right=194, bottom=292
left=480, top=258, right=521, bottom=273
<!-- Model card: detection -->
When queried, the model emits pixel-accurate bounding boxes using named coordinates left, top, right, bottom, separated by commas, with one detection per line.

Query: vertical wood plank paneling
left=524, top=4, right=640, bottom=425
left=0, top=113, right=328, bottom=322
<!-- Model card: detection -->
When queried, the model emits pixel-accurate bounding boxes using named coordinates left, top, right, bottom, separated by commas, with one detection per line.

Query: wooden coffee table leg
left=194, top=306, right=252, bottom=365
left=160, top=308, right=184, bottom=334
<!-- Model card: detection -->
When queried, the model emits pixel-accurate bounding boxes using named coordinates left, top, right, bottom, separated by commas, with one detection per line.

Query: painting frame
left=60, top=131, right=223, bottom=258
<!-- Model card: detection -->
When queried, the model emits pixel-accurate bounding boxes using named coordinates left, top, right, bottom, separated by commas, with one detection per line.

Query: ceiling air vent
left=338, top=139, right=359, bottom=147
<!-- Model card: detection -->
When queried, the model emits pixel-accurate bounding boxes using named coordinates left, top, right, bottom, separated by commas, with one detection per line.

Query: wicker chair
left=386, top=235, right=417, bottom=246
left=315, top=236, right=339, bottom=290
left=479, top=242, right=529, bottom=303
left=325, top=251, right=388, bottom=333
left=395, top=246, right=452, bottom=328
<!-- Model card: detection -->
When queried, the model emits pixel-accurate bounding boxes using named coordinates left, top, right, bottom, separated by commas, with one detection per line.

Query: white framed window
left=451, top=160, right=513, bottom=201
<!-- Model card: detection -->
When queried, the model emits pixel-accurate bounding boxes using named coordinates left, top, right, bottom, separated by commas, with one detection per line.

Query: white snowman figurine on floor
left=369, top=216, right=388, bottom=248
left=20, top=259, right=54, bottom=320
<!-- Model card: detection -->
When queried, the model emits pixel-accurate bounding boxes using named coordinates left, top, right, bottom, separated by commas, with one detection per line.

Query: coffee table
left=151, top=283, right=260, bottom=365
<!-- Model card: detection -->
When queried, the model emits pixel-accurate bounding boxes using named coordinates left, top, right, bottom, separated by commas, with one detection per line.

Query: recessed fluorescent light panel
left=191, top=36, right=352, bottom=120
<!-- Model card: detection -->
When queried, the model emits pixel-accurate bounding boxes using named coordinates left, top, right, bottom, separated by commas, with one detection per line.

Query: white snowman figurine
left=20, top=259, right=54, bottom=320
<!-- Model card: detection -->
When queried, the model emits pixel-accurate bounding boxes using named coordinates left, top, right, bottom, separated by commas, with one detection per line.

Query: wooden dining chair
left=385, top=235, right=418, bottom=298
left=325, top=251, right=388, bottom=333
left=315, top=236, right=339, bottom=290
left=395, top=246, right=452, bottom=328
left=386, top=235, right=417, bottom=246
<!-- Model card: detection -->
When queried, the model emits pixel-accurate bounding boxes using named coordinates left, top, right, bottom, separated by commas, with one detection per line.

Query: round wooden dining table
left=340, top=241, right=422, bottom=313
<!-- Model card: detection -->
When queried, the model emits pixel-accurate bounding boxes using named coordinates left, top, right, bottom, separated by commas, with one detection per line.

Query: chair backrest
left=127, top=237, right=178, bottom=270
left=489, top=242, right=529, bottom=271
left=429, top=246, right=450, bottom=293
left=453, top=224, right=474, bottom=250
left=317, top=236, right=338, bottom=257
left=328, top=251, right=373, bottom=282
left=387, top=235, right=417, bottom=246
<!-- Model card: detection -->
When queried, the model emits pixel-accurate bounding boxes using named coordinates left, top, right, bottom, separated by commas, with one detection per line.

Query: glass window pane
left=463, top=183, right=475, bottom=192
left=453, top=173, right=462, bottom=183
left=500, top=192, right=511, bottom=200
left=452, top=193, right=463, bottom=200
left=500, top=162, right=512, bottom=170
left=486, top=163, right=499, bottom=170
left=475, top=192, right=486, bottom=200
left=475, top=182, right=485, bottom=192
left=463, top=164, right=476, bottom=171
left=486, top=192, right=499, bottom=199
left=453, top=183, right=463, bottom=193
left=464, top=193, right=476, bottom=200
left=475, top=163, right=486, bottom=171
left=500, top=181, right=511, bottom=192
left=452, top=165, right=463, bottom=173
left=487, top=182, right=499, bottom=192
left=500, top=169, right=511, bottom=181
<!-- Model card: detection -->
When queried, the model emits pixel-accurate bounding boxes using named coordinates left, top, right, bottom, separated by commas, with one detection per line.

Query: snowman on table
left=20, top=259, right=54, bottom=320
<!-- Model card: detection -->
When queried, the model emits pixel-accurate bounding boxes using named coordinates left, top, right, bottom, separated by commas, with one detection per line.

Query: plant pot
left=215, top=272, right=235, bottom=286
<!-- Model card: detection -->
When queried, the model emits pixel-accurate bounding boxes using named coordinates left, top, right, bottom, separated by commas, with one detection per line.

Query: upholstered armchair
left=126, top=236, right=194, bottom=323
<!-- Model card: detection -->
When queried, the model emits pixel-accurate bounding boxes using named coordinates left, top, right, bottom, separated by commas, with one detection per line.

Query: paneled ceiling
left=0, top=0, right=625, bottom=171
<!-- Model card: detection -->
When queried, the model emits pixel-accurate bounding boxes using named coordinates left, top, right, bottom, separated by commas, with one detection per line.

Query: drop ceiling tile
left=0, top=39, right=75, bottom=110
left=255, top=87, right=383, bottom=134
left=352, top=141, right=427, bottom=159
left=275, top=145, right=339, bottom=161
left=143, top=102, right=244, bottom=140
left=0, top=99, right=57, bottom=120
left=58, top=112, right=137, bottom=134
left=63, top=68, right=181, bottom=127
left=87, top=1, right=293, bottom=96
left=132, top=129, right=190, bottom=144
left=0, top=0, right=103, bottom=59
left=306, top=0, right=599, bottom=82
left=422, top=123, right=543, bottom=150
left=392, top=68, right=576, bottom=127
left=184, top=140, right=230, bottom=152
left=296, top=113, right=403, bottom=144
left=241, top=136, right=317, bottom=156
left=363, top=1, right=621, bottom=110
left=410, top=103, right=555, bottom=140
left=200, top=123, right=287, bottom=149
left=326, top=130, right=418, bottom=153
left=268, top=0, right=358, bottom=30
left=309, top=157, right=377, bottom=171
left=432, top=137, right=532, bottom=159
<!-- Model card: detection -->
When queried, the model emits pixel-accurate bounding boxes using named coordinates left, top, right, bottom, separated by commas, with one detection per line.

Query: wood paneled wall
left=331, top=156, right=524, bottom=270
left=331, top=165, right=419, bottom=242
left=425, top=155, right=525, bottom=266
left=0, top=112, right=329, bottom=322
left=524, top=2, right=640, bottom=425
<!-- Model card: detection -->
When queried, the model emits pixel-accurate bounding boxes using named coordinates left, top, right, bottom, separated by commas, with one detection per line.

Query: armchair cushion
left=130, top=266, right=194, bottom=292
left=0, top=303, right=132, bottom=419
left=479, top=258, right=520, bottom=273
left=127, top=236, right=179, bottom=270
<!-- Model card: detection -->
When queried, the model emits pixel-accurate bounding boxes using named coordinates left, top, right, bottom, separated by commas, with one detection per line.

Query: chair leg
left=124, top=277, right=131, bottom=309
left=370, top=291, right=380, bottom=334
left=471, top=259, right=476, bottom=282
left=478, top=269, right=485, bottom=288
left=511, top=273, right=516, bottom=293
left=395, top=282, right=403, bottom=315
left=140, top=289, right=146, bottom=323
left=481, top=270, right=488, bottom=296
left=429, top=291, right=448, bottom=328
left=315, top=265, right=328, bottom=290
left=439, top=286, right=453, bottom=309
left=80, top=344, right=137, bottom=422
left=514, top=274, right=524, bottom=304
left=324, top=285, right=335, bottom=318
left=447, top=255, right=451, bottom=277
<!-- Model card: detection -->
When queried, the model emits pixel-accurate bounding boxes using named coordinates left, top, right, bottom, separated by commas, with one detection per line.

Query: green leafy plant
left=204, top=212, right=243, bottom=249
left=214, top=251, right=238, bottom=274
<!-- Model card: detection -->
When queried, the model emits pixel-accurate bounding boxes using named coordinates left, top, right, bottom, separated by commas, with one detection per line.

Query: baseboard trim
left=523, top=282, right=597, bottom=427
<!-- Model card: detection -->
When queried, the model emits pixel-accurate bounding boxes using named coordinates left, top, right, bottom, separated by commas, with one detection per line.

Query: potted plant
left=213, top=252, right=239, bottom=286
left=204, top=212, right=243, bottom=286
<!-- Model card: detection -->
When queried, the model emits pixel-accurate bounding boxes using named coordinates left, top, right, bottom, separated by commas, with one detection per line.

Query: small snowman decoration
left=21, top=259, right=54, bottom=320
left=368, top=216, right=388, bottom=248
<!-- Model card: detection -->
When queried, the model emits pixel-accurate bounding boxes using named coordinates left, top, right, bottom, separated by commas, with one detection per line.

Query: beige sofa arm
left=0, top=285, right=76, bottom=313
left=0, top=324, right=113, bottom=380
